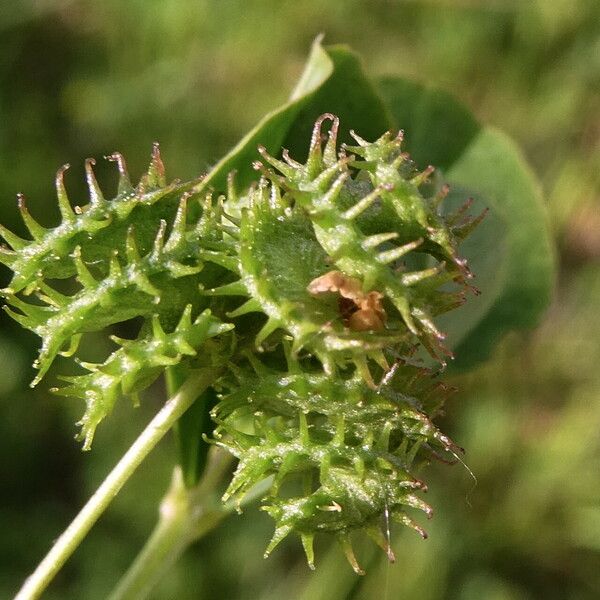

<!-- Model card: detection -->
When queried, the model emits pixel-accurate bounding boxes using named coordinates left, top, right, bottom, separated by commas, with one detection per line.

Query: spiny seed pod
left=0, top=147, right=234, bottom=447
left=211, top=349, right=459, bottom=572
left=202, top=180, right=406, bottom=385
left=53, top=306, right=232, bottom=449
left=202, top=115, right=480, bottom=385
left=1, top=155, right=231, bottom=385
left=254, top=114, right=483, bottom=361
left=2, top=209, right=207, bottom=385
left=0, top=145, right=195, bottom=294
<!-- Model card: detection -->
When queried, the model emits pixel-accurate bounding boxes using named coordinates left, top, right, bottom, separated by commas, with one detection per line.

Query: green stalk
left=110, top=451, right=272, bottom=600
left=15, top=368, right=220, bottom=600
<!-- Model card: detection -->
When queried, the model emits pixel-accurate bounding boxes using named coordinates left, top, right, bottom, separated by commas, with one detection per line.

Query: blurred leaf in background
left=0, top=1, right=598, bottom=598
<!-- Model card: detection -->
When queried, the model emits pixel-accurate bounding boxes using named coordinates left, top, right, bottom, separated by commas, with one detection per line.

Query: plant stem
left=110, top=451, right=272, bottom=600
left=15, top=368, right=219, bottom=600
left=108, top=470, right=197, bottom=600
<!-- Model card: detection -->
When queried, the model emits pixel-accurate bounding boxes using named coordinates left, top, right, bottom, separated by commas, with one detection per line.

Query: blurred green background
left=1, top=1, right=599, bottom=598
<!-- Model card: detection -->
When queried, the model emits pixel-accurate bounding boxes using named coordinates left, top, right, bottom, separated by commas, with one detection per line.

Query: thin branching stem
left=109, top=451, right=271, bottom=600
left=15, top=369, right=221, bottom=600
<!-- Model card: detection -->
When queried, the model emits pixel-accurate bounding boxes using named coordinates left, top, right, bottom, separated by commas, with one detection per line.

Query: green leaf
left=378, top=77, right=555, bottom=367
left=445, top=127, right=556, bottom=366
left=200, top=38, right=390, bottom=193
left=378, top=77, right=479, bottom=172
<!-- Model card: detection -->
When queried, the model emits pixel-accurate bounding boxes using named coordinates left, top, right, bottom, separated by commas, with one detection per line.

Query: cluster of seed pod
left=199, top=116, right=481, bottom=569
left=0, top=115, right=482, bottom=571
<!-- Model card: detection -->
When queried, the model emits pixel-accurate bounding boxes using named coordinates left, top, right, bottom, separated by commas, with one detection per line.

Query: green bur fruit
left=0, top=115, right=483, bottom=572
left=54, top=306, right=233, bottom=450
left=0, top=146, right=187, bottom=294
left=204, top=113, right=479, bottom=376
left=0, top=146, right=233, bottom=444
left=212, top=350, right=459, bottom=572
left=252, top=114, right=482, bottom=362
left=203, top=179, right=407, bottom=384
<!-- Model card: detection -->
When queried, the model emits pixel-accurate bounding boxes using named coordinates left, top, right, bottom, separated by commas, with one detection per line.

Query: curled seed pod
left=2, top=210, right=208, bottom=385
left=54, top=307, right=232, bottom=449
left=212, top=351, right=458, bottom=570
left=254, top=115, right=480, bottom=362
left=0, top=146, right=194, bottom=295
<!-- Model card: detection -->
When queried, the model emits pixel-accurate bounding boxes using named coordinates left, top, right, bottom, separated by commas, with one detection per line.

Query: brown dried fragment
left=308, top=270, right=386, bottom=331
